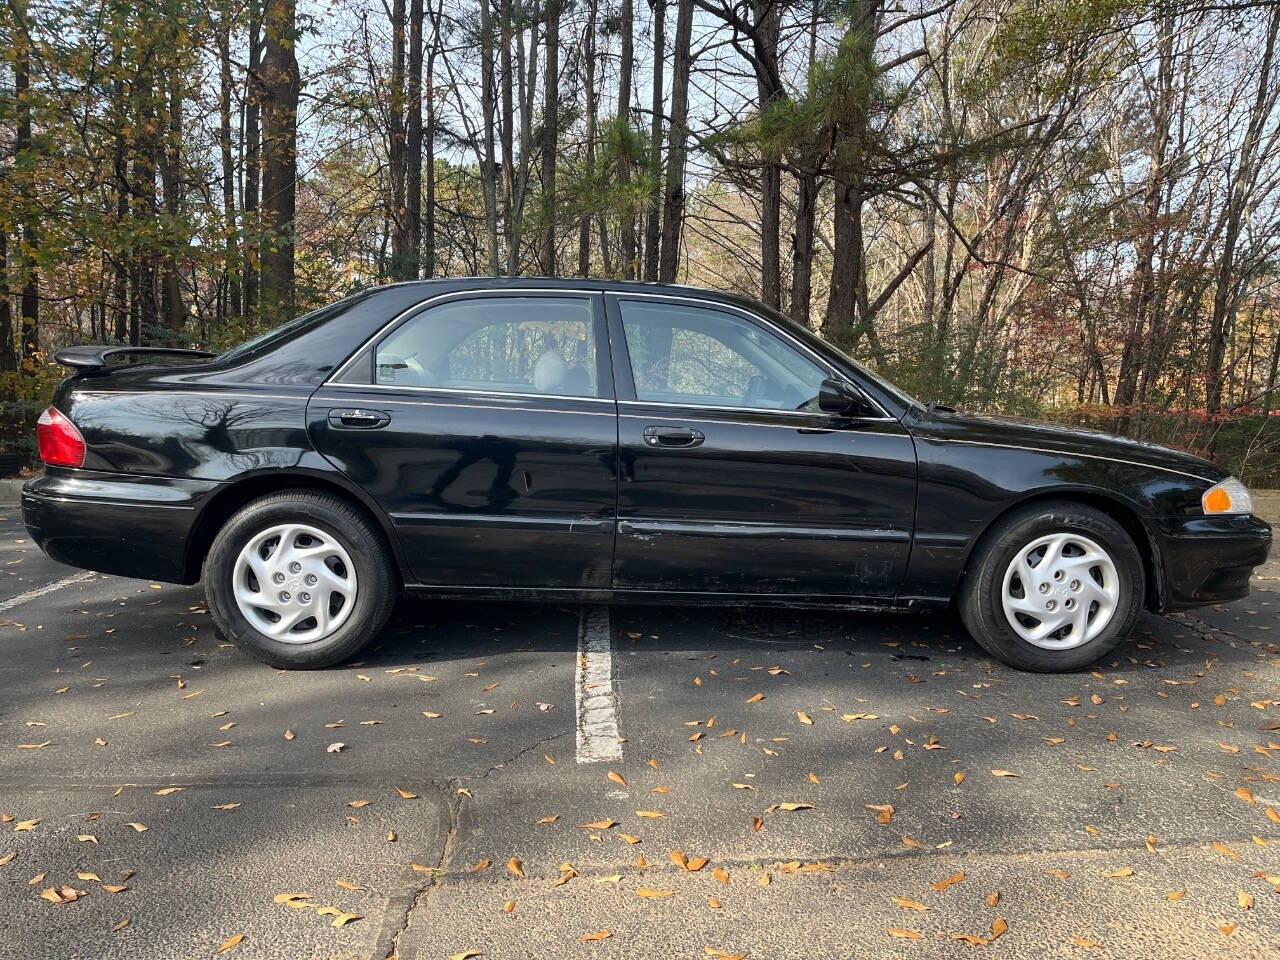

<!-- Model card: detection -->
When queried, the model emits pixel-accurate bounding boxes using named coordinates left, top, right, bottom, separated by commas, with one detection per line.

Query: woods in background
left=2, top=0, right=1280, bottom=472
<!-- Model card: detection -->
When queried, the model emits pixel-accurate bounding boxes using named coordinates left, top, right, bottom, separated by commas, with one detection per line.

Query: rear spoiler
left=53, top=345, right=216, bottom=375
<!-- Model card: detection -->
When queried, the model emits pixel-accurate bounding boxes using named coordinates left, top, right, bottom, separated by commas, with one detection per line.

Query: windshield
left=750, top=299, right=925, bottom=413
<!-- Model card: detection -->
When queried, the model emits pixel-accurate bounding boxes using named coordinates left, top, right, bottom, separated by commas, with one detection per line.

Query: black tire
left=204, top=490, right=398, bottom=668
left=958, top=501, right=1145, bottom=672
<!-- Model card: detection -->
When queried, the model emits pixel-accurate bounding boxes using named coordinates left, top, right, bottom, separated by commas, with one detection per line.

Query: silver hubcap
left=232, top=523, right=357, bottom=644
left=1000, top=532, right=1119, bottom=649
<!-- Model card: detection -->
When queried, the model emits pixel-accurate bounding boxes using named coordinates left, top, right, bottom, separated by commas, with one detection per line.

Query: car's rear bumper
left=1152, top=513, right=1272, bottom=610
left=22, top=469, right=215, bottom=584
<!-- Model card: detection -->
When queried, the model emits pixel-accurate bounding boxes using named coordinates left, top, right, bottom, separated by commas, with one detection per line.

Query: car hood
left=912, top=409, right=1226, bottom=483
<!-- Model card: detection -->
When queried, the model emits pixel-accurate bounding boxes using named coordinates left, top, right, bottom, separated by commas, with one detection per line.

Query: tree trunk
left=659, top=0, right=693, bottom=283
left=424, top=0, right=442, bottom=277
left=616, top=0, right=635, bottom=277
left=14, top=0, right=38, bottom=358
left=751, top=0, right=782, bottom=309
left=243, top=0, right=262, bottom=317
left=644, top=0, right=665, bottom=282
left=479, top=0, right=501, bottom=273
left=790, top=169, right=817, bottom=325
left=499, top=0, right=515, bottom=270
left=0, top=231, right=14, bottom=371
left=579, top=0, right=599, bottom=277
left=133, top=34, right=160, bottom=345
left=540, top=2, right=560, bottom=275
left=406, top=0, right=424, bottom=278
left=388, top=0, right=409, bottom=278
left=1206, top=5, right=1279, bottom=415
left=506, top=4, right=539, bottom=275
left=219, top=3, right=240, bottom=317
left=260, top=0, right=300, bottom=320
left=822, top=0, right=876, bottom=353
left=160, top=46, right=186, bottom=333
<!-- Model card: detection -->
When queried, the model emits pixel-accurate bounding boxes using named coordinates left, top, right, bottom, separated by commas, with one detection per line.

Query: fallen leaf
left=1070, top=936, right=1101, bottom=948
left=931, top=870, right=964, bottom=892
left=326, top=742, right=344, bottom=753
left=112, top=918, right=129, bottom=932
left=507, top=858, right=524, bottom=878
left=991, top=916, right=1008, bottom=939
left=796, top=711, right=813, bottom=725
left=581, top=819, right=616, bottom=830
left=608, top=770, right=627, bottom=787
left=1213, top=840, right=1241, bottom=860
left=635, top=810, right=665, bottom=818
left=990, top=769, right=1020, bottom=778
left=215, top=933, right=244, bottom=954
left=450, top=952, right=482, bottom=960
left=1102, top=867, right=1134, bottom=878
left=396, top=788, right=418, bottom=800
left=1238, top=890, right=1254, bottom=910
left=1166, top=888, right=1185, bottom=901
left=635, top=888, right=674, bottom=898
left=746, top=693, right=764, bottom=704
left=887, top=928, right=922, bottom=940
left=892, top=896, right=928, bottom=912
left=581, top=931, right=612, bottom=942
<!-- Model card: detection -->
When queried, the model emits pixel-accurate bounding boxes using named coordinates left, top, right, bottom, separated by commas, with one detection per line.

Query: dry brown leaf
left=987, top=891, right=1000, bottom=907
left=746, top=693, right=764, bottom=704
left=635, top=810, right=665, bottom=818
left=471, top=859, right=491, bottom=872
left=537, top=815, right=559, bottom=825
left=635, top=888, right=674, bottom=898
left=1218, top=924, right=1237, bottom=937
left=930, top=870, right=964, bottom=892
left=1102, top=867, right=1133, bottom=878
left=450, top=952, right=482, bottom=960
left=111, top=918, right=129, bottom=933
left=797, top=711, right=813, bottom=725
left=887, top=928, right=922, bottom=940
left=714, top=866, right=730, bottom=884
left=581, top=931, right=612, bottom=942
left=991, top=916, right=1008, bottom=939
left=581, top=818, right=616, bottom=830
left=1238, top=890, right=1254, bottom=910
left=1166, top=888, right=1185, bottom=901
left=950, top=933, right=989, bottom=946
left=990, top=769, right=1020, bottom=778
left=215, top=933, right=244, bottom=954
left=1070, top=936, right=1101, bottom=948
left=608, top=770, right=627, bottom=787
left=347, top=799, right=371, bottom=809
left=892, top=896, right=928, bottom=912
left=506, top=858, right=524, bottom=878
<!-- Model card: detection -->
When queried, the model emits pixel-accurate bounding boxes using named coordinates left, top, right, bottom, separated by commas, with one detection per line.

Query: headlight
left=1202, top=477, right=1253, bottom=515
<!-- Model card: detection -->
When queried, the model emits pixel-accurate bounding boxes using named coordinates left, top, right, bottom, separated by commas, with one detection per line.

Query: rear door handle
left=642, top=425, right=705, bottom=448
left=327, top=408, right=391, bottom=430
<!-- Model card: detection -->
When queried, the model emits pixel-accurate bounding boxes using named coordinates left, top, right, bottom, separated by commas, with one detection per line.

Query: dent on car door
left=307, top=292, right=619, bottom=589
left=607, top=294, right=917, bottom=597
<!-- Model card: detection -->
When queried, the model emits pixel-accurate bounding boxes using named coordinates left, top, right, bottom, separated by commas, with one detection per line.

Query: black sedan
left=23, top=279, right=1272, bottom=671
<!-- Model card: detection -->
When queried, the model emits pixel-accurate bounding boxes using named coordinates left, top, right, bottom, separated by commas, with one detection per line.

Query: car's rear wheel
left=959, top=501, right=1144, bottom=672
left=205, top=491, right=397, bottom=668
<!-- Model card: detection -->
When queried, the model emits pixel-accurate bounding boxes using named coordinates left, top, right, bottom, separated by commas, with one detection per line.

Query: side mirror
left=818, top=378, right=877, bottom=418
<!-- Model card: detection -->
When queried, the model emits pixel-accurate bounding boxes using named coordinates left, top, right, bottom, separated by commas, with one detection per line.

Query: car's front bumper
left=1151, top=513, right=1272, bottom=610
left=22, top=469, right=216, bottom=584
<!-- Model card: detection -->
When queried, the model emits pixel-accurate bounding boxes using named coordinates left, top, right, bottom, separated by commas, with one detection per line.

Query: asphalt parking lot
left=2, top=509, right=1278, bottom=960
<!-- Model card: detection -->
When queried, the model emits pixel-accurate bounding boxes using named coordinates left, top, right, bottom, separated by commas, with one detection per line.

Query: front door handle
left=327, top=408, right=391, bottom=430
left=642, top=425, right=705, bottom=448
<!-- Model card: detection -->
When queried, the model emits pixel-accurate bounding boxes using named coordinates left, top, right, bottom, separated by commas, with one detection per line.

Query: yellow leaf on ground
left=636, top=888, right=674, bottom=898
left=608, top=770, right=627, bottom=787
left=1213, top=840, right=1241, bottom=860
left=992, top=916, right=1008, bottom=939
left=1070, top=936, right=1101, bottom=948
left=1103, top=867, right=1133, bottom=878
left=507, top=858, right=524, bottom=878
left=396, top=788, right=418, bottom=800
left=991, top=769, right=1020, bottom=778
left=797, top=711, right=813, bottom=725
left=581, top=931, right=612, bottom=942
left=887, top=928, right=922, bottom=939
left=891, top=896, right=928, bottom=912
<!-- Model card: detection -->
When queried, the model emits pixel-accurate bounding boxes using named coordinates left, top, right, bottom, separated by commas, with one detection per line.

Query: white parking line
left=575, top=604, right=622, bottom=764
left=0, top=571, right=95, bottom=614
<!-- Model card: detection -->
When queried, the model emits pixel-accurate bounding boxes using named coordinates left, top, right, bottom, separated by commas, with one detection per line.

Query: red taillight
left=37, top=407, right=86, bottom=468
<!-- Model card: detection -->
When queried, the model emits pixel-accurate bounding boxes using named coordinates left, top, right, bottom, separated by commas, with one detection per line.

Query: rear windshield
left=217, top=293, right=367, bottom=365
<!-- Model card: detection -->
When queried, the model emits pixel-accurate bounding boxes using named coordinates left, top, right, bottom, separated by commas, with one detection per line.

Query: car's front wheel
left=205, top=491, right=397, bottom=668
left=959, top=501, right=1144, bottom=672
